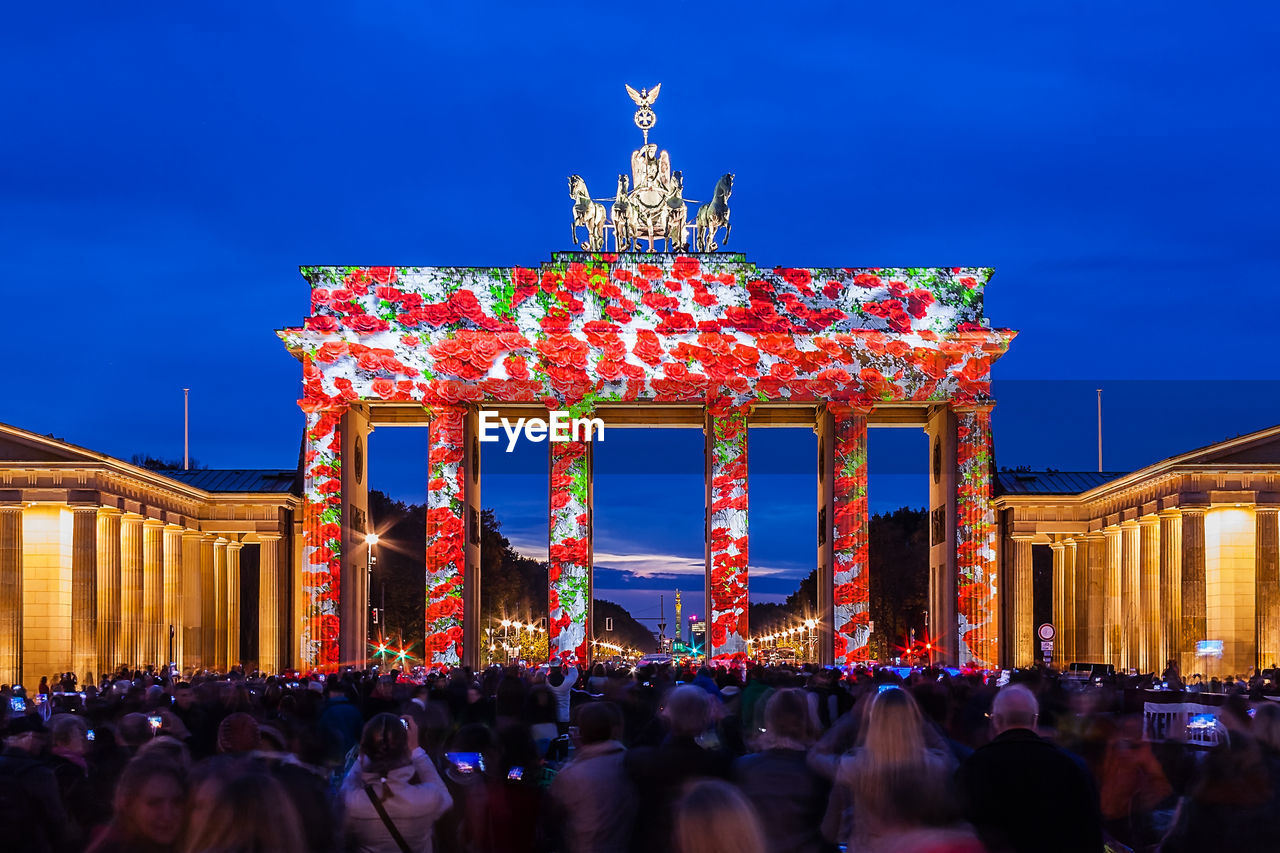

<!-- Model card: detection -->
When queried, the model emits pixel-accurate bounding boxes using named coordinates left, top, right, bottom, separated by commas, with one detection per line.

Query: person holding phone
left=341, top=713, right=452, bottom=853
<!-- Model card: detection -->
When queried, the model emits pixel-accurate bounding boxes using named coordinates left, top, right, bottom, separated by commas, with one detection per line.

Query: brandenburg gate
left=279, top=86, right=1016, bottom=671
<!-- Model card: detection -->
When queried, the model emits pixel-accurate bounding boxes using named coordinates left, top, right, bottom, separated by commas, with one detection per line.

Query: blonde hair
left=182, top=763, right=307, bottom=853
left=674, top=780, right=766, bottom=853
left=846, top=687, right=950, bottom=834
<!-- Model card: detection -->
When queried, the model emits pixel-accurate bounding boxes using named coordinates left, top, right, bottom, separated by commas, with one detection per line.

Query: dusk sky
left=5, top=4, right=1278, bottom=628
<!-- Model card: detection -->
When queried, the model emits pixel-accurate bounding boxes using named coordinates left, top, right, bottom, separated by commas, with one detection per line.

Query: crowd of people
left=1, top=658, right=1279, bottom=853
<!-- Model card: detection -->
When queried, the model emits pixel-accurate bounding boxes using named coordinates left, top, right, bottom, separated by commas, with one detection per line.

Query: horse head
left=718, top=173, right=734, bottom=199
left=568, top=175, right=587, bottom=199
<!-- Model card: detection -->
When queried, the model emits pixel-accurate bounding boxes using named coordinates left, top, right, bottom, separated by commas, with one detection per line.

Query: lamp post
left=365, top=533, right=380, bottom=655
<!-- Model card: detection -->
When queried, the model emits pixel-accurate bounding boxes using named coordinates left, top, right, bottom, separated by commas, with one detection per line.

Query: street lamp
left=365, top=533, right=380, bottom=660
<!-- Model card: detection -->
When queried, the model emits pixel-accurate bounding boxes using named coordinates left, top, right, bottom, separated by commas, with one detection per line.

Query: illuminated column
left=549, top=415, right=592, bottom=666
left=1258, top=509, right=1280, bottom=670
left=142, top=519, right=164, bottom=667
left=185, top=525, right=204, bottom=671
left=1104, top=527, right=1122, bottom=668
left=1139, top=516, right=1160, bottom=673
left=213, top=538, right=228, bottom=670
left=705, top=403, right=749, bottom=660
left=0, top=506, right=22, bottom=684
left=258, top=534, right=282, bottom=674
left=425, top=405, right=467, bottom=669
left=818, top=405, right=870, bottom=666
left=162, top=525, right=183, bottom=669
left=96, top=508, right=121, bottom=676
left=299, top=406, right=344, bottom=670
left=1085, top=532, right=1106, bottom=662
left=954, top=405, right=997, bottom=668
left=1050, top=541, right=1067, bottom=666
left=1120, top=520, right=1140, bottom=671
left=1180, top=509, right=1206, bottom=676
left=199, top=535, right=216, bottom=670
left=1068, top=539, right=1084, bottom=664
left=1158, top=511, right=1183, bottom=672
left=1011, top=536, right=1034, bottom=667
left=227, top=541, right=242, bottom=668
left=70, top=507, right=98, bottom=680
left=120, top=513, right=144, bottom=669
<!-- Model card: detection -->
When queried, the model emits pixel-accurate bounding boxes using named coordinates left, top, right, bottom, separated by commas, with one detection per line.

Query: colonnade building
left=0, top=422, right=299, bottom=687
left=995, top=423, right=1280, bottom=678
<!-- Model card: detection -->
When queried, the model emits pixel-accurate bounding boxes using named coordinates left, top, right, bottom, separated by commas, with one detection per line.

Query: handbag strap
left=364, top=782, right=413, bottom=853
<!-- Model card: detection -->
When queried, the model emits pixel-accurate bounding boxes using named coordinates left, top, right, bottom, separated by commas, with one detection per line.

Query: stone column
left=1159, top=511, right=1183, bottom=670
left=300, top=405, right=345, bottom=670
left=0, top=506, right=22, bottom=685
left=1139, top=516, right=1161, bottom=673
left=213, top=539, right=228, bottom=670
left=258, top=534, right=282, bottom=674
left=120, top=513, right=144, bottom=669
left=425, top=405, right=466, bottom=670
left=1104, top=527, right=1122, bottom=668
left=181, top=530, right=202, bottom=672
left=70, top=507, right=98, bottom=680
left=163, top=525, right=184, bottom=668
left=1181, top=509, right=1207, bottom=676
left=227, top=541, right=242, bottom=669
left=1258, top=509, right=1280, bottom=670
left=826, top=405, right=870, bottom=666
left=705, top=403, right=749, bottom=660
left=1121, top=521, right=1141, bottom=671
left=549, top=413, right=593, bottom=666
left=1011, top=536, right=1034, bottom=667
left=1063, top=539, right=1078, bottom=665
left=199, top=535, right=216, bottom=671
left=1050, top=542, right=1066, bottom=667
left=954, top=405, right=998, bottom=668
left=142, top=519, right=164, bottom=667
left=1085, top=532, right=1106, bottom=662
left=96, top=508, right=122, bottom=676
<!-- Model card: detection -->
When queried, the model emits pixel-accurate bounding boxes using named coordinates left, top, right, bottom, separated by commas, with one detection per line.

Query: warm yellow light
left=365, top=533, right=379, bottom=546
left=501, top=619, right=511, bottom=627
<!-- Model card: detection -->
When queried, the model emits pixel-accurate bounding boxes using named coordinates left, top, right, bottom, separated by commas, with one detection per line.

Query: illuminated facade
left=994, top=424, right=1280, bottom=677
left=0, top=423, right=299, bottom=686
left=280, top=255, right=1016, bottom=671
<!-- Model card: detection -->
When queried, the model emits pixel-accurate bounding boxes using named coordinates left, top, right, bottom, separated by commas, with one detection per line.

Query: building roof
left=996, top=471, right=1128, bottom=496
left=161, top=469, right=299, bottom=494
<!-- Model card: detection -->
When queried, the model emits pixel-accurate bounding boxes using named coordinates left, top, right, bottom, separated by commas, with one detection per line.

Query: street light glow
left=365, top=533, right=379, bottom=546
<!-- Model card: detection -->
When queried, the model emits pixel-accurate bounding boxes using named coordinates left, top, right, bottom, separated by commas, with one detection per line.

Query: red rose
left=710, top=624, right=728, bottom=648
left=368, top=267, right=397, bottom=285
left=306, top=316, right=340, bottom=332
left=347, top=314, right=390, bottom=333
left=672, top=255, right=701, bottom=280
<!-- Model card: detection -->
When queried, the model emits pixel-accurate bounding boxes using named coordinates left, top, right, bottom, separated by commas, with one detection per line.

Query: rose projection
left=707, top=403, right=749, bottom=660
left=282, top=253, right=1013, bottom=670
left=956, top=406, right=998, bottom=668
left=299, top=407, right=342, bottom=669
left=549, top=438, right=591, bottom=664
left=831, top=407, right=871, bottom=666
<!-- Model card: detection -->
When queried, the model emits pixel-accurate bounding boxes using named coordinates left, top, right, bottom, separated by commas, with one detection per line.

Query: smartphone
left=444, top=752, right=485, bottom=774
left=86, top=729, right=96, bottom=742
left=507, top=766, right=524, bottom=781
left=9, top=697, right=24, bottom=712
left=877, top=684, right=897, bottom=694
left=400, top=718, right=409, bottom=730
left=147, top=714, right=163, bottom=730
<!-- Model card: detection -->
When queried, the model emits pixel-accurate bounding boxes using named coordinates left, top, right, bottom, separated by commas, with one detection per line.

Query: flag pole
left=183, top=388, right=190, bottom=471
left=1096, top=388, right=1103, bottom=473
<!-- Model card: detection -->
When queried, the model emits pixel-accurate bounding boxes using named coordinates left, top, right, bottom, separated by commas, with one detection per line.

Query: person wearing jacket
left=341, top=713, right=453, bottom=853
left=548, top=701, right=636, bottom=853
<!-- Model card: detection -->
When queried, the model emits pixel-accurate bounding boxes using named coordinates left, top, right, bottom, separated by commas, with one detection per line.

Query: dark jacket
left=956, top=728, right=1102, bottom=853
left=734, top=747, right=836, bottom=853
left=625, top=735, right=731, bottom=853
left=0, top=748, right=76, bottom=853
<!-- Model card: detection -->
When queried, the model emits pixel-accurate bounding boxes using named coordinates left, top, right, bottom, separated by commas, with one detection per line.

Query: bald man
left=955, top=684, right=1102, bottom=853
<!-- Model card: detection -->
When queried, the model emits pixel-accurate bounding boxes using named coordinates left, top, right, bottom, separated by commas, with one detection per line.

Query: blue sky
left=4, top=3, right=1279, bottom=623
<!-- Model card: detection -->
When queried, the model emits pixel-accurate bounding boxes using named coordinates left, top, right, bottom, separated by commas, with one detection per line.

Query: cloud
left=505, top=534, right=791, bottom=580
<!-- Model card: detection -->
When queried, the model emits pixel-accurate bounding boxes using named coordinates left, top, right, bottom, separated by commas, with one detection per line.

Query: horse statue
left=611, top=174, right=635, bottom=251
left=695, top=173, right=733, bottom=252
left=664, top=170, right=689, bottom=252
left=569, top=175, right=606, bottom=252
